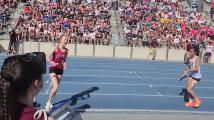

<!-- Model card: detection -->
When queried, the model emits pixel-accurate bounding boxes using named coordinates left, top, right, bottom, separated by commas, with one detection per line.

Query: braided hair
left=0, top=54, right=43, bottom=120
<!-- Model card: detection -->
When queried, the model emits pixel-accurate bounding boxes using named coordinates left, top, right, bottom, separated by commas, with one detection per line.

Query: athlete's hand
left=183, top=70, right=188, bottom=75
left=183, top=67, right=190, bottom=74
left=63, top=63, right=67, bottom=70
left=50, top=61, right=58, bottom=67
left=48, top=116, right=54, bottom=120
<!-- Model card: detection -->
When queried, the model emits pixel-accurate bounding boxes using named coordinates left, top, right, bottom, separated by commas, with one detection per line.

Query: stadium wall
left=95, top=45, right=114, bottom=57
left=168, top=49, right=186, bottom=61
left=132, top=47, right=149, bottom=59
left=156, top=48, right=167, bottom=60
left=115, top=46, right=131, bottom=58
left=1, top=41, right=214, bottom=63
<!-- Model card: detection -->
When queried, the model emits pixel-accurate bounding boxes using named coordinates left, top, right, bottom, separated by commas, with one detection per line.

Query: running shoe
left=194, top=98, right=202, bottom=108
left=185, top=100, right=194, bottom=107
left=45, top=102, right=53, bottom=111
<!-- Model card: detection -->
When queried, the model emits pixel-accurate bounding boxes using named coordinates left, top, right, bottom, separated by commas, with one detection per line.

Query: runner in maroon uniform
left=46, top=35, right=69, bottom=110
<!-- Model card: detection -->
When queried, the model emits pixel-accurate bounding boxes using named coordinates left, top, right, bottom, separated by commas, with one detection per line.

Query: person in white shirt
left=174, top=36, right=180, bottom=49
left=183, top=46, right=202, bottom=108
left=204, top=42, right=214, bottom=64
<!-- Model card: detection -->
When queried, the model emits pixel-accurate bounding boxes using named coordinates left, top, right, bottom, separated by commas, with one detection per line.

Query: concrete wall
left=66, top=44, right=75, bottom=56
left=211, top=54, right=214, bottom=64
left=168, top=49, right=185, bottom=61
left=115, top=46, right=131, bottom=58
left=23, top=42, right=39, bottom=53
left=22, top=42, right=75, bottom=56
left=2, top=40, right=214, bottom=63
left=39, top=42, right=55, bottom=55
left=132, top=47, right=149, bottom=59
left=95, top=45, right=114, bottom=57
left=0, top=40, right=9, bottom=51
left=76, top=44, right=93, bottom=56
left=156, top=48, right=167, bottom=60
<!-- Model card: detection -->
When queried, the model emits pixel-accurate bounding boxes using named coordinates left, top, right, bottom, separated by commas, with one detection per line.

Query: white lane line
left=61, top=62, right=214, bottom=74
left=68, top=64, right=183, bottom=71
left=149, top=84, right=162, bottom=96
left=65, top=60, right=183, bottom=65
left=43, top=74, right=214, bottom=82
left=65, top=69, right=189, bottom=76
left=64, top=68, right=212, bottom=76
left=44, top=82, right=148, bottom=86
left=67, top=68, right=131, bottom=73
left=84, top=109, right=214, bottom=114
left=134, top=72, right=142, bottom=78
left=39, top=93, right=214, bottom=99
left=65, top=61, right=184, bottom=68
left=43, top=82, right=214, bottom=89
left=152, top=84, right=214, bottom=89
left=58, top=74, right=133, bottom=78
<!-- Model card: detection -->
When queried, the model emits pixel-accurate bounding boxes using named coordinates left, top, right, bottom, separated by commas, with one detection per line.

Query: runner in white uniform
left=184, top=46, right=202, bottom=108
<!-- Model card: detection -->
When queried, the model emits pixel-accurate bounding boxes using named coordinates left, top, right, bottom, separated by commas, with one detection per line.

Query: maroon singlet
left=50, top=45, right=68, bottom=70
left=17, top=103, right=44, bottom=120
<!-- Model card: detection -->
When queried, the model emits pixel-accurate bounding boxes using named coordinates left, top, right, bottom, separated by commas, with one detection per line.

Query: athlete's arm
left=184, top=59, right=190, bottom=72
left=64, top=48, right=69, bottom=62
left=183, top=66, right=189, bottom=75
left=63, top=48, right=69, bottom=70
left=189, top=57, right=200, bottom=72
left=47, top=47, right=56, bottom=62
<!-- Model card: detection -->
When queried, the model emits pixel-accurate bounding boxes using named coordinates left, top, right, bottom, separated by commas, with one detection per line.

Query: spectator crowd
left=14, top=0, right=112, bottom=45
left=0, top=0, right=17, bottom=30
left=120, top=0, right=214, bottom=50
left=3, top=0, right=214, bottom=63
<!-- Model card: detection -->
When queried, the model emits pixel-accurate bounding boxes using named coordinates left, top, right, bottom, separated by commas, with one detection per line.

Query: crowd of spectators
left=0, top=0, right=17, bottom=30
left=14, top=0, right=112, bottom=45
left=120, top=0, right=214, bottom=50
left=4, top=0, right=214, bottom=61
left=209, top=0, right=214, bottom=20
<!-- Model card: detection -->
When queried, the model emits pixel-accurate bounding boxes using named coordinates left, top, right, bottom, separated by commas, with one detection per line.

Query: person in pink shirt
left=191, top=29, right=198, bottom=36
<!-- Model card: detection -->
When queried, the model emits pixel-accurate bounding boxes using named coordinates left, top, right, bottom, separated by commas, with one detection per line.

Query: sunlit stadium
left=0, top=0, right=214, bottom=120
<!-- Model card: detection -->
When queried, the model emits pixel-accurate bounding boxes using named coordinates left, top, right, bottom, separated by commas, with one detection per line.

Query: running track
left=1, top=55, right=214, bottom=114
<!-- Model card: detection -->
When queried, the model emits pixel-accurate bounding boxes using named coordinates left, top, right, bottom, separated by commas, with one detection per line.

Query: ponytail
left=0, top=56, right=19, bottom=120
left=0, top=55, right=43, bottom=120
left=0, top=78, right=16, bottom=120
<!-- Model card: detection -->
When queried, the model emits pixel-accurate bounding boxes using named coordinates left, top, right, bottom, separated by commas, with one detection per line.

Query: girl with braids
left=0, top=54, right=52, bottom=120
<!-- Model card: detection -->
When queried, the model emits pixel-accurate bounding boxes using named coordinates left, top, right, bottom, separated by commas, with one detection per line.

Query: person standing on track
left=184, top=46, right=202, bottom=108
left=203, top=41, right=214, bottom=64
left=45, top=35, right=69, bottom=111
